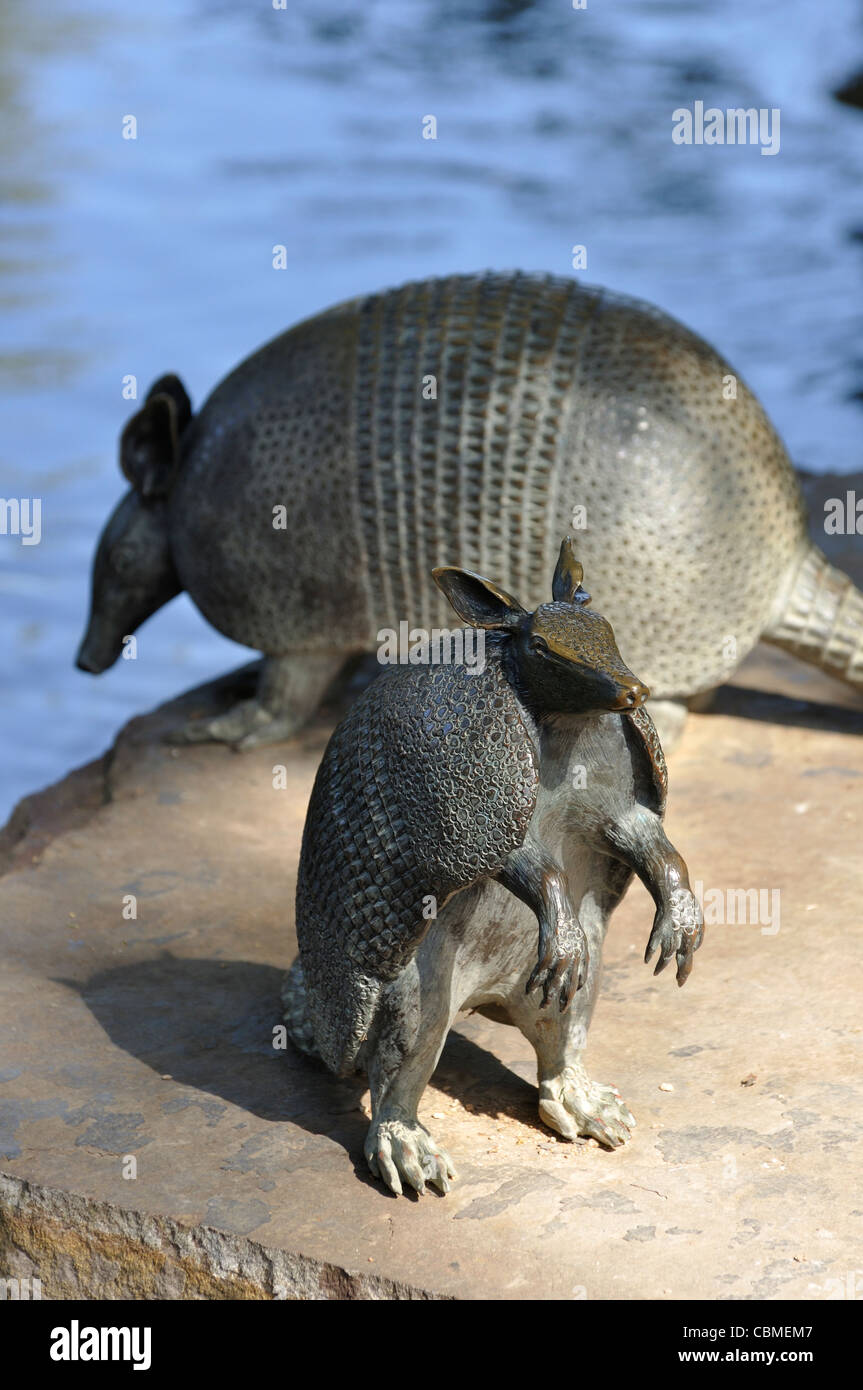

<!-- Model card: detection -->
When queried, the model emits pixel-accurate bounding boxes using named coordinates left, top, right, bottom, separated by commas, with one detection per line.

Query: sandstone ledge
left=1, top=654, right=862, bottom=1300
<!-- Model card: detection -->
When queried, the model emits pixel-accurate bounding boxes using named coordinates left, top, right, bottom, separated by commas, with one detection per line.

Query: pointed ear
left=432, top=566, right=526, bottom=629
left=552, top=536, right=591, bottom=606
left=146, top=373, right=192, bottom=433
left=120, top=394, right=180, bottom=499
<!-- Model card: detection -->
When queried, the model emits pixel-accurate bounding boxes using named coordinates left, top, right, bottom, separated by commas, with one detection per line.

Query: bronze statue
left=283, top=540, right=704, bottom=1196
left=77, top=273, right=863, bottom=752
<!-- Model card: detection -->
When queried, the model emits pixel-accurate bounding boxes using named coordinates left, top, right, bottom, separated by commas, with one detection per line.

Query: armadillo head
left=433, top=537, right=649, bottom=716
left=76, top=490, right=181, bottom=672
left=75, top=375, right=190, bottom=674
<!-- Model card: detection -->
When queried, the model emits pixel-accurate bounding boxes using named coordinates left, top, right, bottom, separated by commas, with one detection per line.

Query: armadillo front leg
left=496, top=841, right=588, bottom=1011
left=169, top=651, right=349, bottom=750
left=604, top=809, right=704, bottom=984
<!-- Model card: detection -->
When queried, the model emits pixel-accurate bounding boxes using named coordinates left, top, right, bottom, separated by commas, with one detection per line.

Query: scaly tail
left=281, top=956, right=374, bottom=1075
left=763, top=542, right=863, bottom=692
left=280, top=959, right=318, bottom=1058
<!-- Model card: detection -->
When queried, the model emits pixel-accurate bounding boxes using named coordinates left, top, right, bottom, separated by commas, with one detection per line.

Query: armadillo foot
left=644, top=887, right=704, bottom=985
left=168, top=698, right=303, bottom=750
left=539, top=1064, right=635, bottom=1149
left=365, top=1118, right=457, bottom=1197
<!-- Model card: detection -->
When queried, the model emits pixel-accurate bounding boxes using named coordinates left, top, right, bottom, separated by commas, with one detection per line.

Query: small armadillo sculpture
left=77, top=272, right=863, bottom=747
left=283, top=539, right=703, bottom=1195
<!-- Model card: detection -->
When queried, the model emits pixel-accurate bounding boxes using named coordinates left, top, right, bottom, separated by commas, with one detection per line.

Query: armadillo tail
left=286, top=943, right=380, bottom=1077
left=763, top=542, right=863, bottom=692
left=280, top=959, right=319, bottom=1059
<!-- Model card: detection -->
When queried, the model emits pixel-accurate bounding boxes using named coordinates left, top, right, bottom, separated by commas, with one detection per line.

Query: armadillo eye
left=529, top=635, right=549, bottom=656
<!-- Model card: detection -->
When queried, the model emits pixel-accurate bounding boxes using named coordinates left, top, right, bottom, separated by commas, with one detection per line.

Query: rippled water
left=1, top=0, right=861, bottom=820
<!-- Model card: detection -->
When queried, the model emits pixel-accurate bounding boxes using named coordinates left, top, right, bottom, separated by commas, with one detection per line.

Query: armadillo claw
left=167, top=699, right=303, bottom=750
left=527, top=918, right=589, bottom=1011
left=539, top=1069, right=635, bottom=1149
left=364, top=1118, right=457, bottom=1198
left=644, top=889, right=704, bottom=985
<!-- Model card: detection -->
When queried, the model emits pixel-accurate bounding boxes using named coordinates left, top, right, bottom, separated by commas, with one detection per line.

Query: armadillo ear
left=432, top=566, right=526, bottom=630
left=552, top=536, right=591, bottom=606
left=552, top=537, right=583, bottom=601
left=120, top=394, right=180, bottom=499
left=146, top=373, right=192, bottom=434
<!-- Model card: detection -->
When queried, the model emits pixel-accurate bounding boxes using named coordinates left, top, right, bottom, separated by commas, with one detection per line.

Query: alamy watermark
left=672, top=102, right=780, bottom=157
left=824, top=490, right=863, bottom=535
left=50, top=1321, right=151, bottom=1370
left=0, top=497, right=41, bottom=545
left=810, top=1270, right=863, bottom=1300
left=0, top=1276, right=42, bottom=1300
left=692, top=880, right=780, bottom=936
left=377, top=623, right=486, bottom=673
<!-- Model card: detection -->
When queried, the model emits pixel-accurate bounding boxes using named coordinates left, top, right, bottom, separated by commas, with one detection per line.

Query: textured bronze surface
left=78, top=272, right=863, bottom=750
left=298, top=639, right=539, bottom=1073
left=174, top=271, right=804, bottom=693
left=290, top=541, right=703, bottom=1194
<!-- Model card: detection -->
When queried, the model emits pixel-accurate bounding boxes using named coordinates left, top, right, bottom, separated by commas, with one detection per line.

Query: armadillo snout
left=75, top=630, right=120, bottom=675
left=612, top=680, right=650, bottom=711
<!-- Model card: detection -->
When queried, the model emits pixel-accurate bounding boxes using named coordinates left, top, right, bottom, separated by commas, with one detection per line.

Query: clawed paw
left=526, top=917, right=589, bottom=1011
left=365, top=1118, right=457, bottom=1197
left=539, top=1067, right=635, bottom=1149
left=644, top=888, right=704, bottom=985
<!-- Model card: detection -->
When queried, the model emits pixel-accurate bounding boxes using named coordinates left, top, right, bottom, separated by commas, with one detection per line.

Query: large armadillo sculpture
left=77, top=272, right=863, bottom=747
left=283, top=539, right=703, bottom=1196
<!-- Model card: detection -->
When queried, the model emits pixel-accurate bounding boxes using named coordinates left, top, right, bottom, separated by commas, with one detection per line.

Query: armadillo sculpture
left=77, top=272, right=863, bottom=747
left=283, top=539, right=704, bottom=1195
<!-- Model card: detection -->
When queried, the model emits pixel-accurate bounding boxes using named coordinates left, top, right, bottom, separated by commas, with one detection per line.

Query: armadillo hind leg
left=169, top=650, right=350, bottom=749
left=764, top=542, right=863, bottom=693
left=363, top=959, right=459, bottom=1196
left=503, top=895, right=635, bottom=1149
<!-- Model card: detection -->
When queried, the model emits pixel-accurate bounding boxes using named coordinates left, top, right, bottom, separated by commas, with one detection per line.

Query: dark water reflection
left=1, top=0, right=861, bottom=817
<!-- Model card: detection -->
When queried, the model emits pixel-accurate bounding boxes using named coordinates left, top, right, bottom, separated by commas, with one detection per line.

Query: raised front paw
left=526, top=916, right=589, bottom=1012
left=365, top=1118, right=457, bottom=1197
left=644, top=887, right=704, bottom=985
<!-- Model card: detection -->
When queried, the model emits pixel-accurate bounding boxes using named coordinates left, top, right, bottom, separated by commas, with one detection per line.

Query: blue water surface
left=1, top=0, right=861, bottom=820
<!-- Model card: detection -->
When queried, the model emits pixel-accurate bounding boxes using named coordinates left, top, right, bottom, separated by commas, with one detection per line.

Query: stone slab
left=1, top=653, right=862, bottom=1300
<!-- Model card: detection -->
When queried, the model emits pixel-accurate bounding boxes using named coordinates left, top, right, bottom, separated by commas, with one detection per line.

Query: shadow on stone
left=59, top=954, right=541, bottom=1157
left=59, top=955, right=363, bottom=1132
left=434, top=1027, right=540, bottom=1127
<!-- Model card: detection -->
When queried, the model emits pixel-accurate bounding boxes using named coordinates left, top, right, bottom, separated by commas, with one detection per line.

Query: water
left=1, top=0, right=861, bottom=822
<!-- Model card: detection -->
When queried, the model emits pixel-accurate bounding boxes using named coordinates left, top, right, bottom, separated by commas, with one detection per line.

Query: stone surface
left=1, top=644, right=862, bottom=1301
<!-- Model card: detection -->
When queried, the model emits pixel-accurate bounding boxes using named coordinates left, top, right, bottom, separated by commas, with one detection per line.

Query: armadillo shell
left=173, top=270, right=807, bottom=696
left=296, top=636, right=538, bottom=1075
